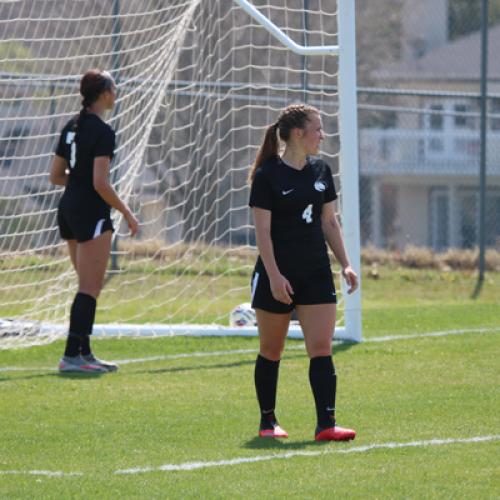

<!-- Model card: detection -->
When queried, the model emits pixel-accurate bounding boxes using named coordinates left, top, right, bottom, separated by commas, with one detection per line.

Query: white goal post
left=0, top=0, right=361, bottom=347
left=233, top=0, right=361, bottom=342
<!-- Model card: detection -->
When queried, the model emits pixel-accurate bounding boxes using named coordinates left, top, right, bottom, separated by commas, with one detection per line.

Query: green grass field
left=1, top=266, right=499, bottom=499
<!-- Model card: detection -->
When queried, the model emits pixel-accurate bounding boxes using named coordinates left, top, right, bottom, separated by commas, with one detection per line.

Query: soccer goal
left=0, top=0, right=361, bottom=348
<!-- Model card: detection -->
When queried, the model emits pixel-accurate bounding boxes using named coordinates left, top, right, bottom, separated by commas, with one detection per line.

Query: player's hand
left=269, top=273, right=294, bottom=305
left=124, top=210, right=139, bottom=237
left=342, top=266, right=358, bottom=294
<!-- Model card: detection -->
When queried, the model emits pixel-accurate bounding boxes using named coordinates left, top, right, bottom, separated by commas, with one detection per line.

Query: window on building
left=380, top=138, right=393, bottom=160
left=429, top=104, right=444, bottom=130
left=454, top=103, right=472, bottom=129
left=459, top=190, right=477, bottom=249
left=429, top=188, right=449, bottom=250
left=486, top=190, right=500, bottom=247
left=491, top=99, right=500, bottom=131
left=459, top=188, right=500, bottom=249
left=381, top=184, right=398, bottom=249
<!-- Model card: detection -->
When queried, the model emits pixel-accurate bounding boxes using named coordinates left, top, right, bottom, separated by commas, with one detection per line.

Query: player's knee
left=78, top=286, right=100, bottom=299
left=306, top=340, right=332, bottom=358
left=78, top=277, right=104, bottom=298
left=260, top=343, right=284, bottom=361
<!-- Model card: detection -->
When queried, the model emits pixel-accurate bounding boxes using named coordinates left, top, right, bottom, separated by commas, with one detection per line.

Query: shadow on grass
left=130, top=342, right=356, bottom=377
left=0, top=342, right=356, bottom=381
left=57, top=371, right=106, bottom=380
left=0, top=371, right=106, bottom=383
left=243, top=436, right=327, bottom=451
left=131, top=358, right=257, bottom=375
left=130, top=352, right=305, bottom=376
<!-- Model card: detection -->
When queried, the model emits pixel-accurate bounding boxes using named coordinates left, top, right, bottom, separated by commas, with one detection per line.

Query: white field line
left=1, top=435, right=498, bottom=478
left=116, top=435, right=499, bottom=473
left=367, top=327, right=500, bottom=343
left=0, top=470, right=83, bottom=477
left=0, top=327, right=498, bottom=373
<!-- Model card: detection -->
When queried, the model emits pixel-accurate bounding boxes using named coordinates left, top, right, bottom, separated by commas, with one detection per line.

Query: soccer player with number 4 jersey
left=49, top=69, right=139, bottom=374
left=248, top=104, right=358, bottom=441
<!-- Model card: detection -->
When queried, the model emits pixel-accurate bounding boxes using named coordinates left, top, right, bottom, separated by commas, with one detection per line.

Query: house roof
left=374, top=23, right=500, bottom=82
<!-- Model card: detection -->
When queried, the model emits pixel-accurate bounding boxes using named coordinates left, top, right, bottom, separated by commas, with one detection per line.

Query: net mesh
left=0, top=0, right=344, bottom=348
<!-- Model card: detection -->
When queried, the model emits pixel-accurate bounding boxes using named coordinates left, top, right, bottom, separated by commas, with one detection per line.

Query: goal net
left=0, top=0, right=360, bottom=348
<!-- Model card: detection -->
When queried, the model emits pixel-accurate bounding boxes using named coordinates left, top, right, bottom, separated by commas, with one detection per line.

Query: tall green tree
left=449, top=0, right=500, bottom=40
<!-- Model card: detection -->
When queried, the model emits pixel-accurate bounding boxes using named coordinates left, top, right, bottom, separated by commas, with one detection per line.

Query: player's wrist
left=122, top=207, right=133, bottom=219
left=266, top=266, right=282, bottom=279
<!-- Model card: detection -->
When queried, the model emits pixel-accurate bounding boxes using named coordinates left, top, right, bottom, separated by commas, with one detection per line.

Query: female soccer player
left=49, top=69, right=138, bottom=373
left=249, top=104, right=358, bottom=441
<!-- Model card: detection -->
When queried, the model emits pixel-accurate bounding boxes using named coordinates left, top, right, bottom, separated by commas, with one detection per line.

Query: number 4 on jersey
left=302, top=204, right=313, bottom=223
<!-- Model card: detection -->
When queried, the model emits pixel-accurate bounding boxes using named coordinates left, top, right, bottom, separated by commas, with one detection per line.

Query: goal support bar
left=233, top=0, right=339, bottom=56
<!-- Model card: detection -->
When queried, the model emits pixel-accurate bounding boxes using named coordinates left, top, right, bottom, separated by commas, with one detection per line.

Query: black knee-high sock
left=64, top=292, right=96, bottom=357
left=76, top=293, right=96, bottom=356
left=80, top=334, right=91, bottom=357
left=309, top=356, right=337, bottom=429
left=254, top=354, right=280, bottom=427
left=64, top=332, right=82, bottom=358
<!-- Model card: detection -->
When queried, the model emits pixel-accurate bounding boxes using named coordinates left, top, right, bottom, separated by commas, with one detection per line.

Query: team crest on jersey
left=314, top=180, right=327, bottom=192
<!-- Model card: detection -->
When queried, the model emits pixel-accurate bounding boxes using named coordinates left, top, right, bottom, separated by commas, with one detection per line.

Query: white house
left=360, top=1, right=500, bottom=250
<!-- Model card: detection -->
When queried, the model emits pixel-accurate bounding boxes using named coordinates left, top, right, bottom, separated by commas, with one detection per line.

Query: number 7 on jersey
left=66, top=131, right=76, bottom=169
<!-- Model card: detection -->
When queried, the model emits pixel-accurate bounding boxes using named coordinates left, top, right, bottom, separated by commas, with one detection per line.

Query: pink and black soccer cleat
left=81, top=354, right=119, bottom=372
left=58, top=356, right=107, bottom=374
left=315, top=425, right=356, bottom=441
left=259, top=423, right=289, bottom=438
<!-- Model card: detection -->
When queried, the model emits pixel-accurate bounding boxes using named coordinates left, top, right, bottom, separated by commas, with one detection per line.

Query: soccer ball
left=229, top=303, right=257, bottom=327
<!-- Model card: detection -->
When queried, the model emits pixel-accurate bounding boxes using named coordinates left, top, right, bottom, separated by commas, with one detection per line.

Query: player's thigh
left=295, top=303, right=336, bottom=358
left=255, top=308, right=291, bottom=361
left=76, top=230, right=112, bottom=296
left=66, top=240, right=77, bottom=271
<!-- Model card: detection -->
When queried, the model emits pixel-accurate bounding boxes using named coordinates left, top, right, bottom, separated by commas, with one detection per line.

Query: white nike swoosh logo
left=282, top=189, right=294, bottom=195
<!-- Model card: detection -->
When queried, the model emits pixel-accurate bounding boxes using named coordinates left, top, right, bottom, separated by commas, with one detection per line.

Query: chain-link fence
left=357, top=0, right=500, bottom=251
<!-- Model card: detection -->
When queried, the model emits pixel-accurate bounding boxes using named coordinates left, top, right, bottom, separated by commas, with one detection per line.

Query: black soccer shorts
left=250, top=263, right=337, bottom=314
left=57, top=204, right=114, bottom=243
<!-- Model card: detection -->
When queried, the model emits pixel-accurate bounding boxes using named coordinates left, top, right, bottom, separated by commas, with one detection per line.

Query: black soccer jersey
left=55, top=113, right=115, bottom=210
left=249, top=156, right=337, bottom=275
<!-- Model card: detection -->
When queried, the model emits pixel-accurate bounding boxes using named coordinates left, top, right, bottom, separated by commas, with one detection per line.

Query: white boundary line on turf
left=118, top=435, right=499, bottom=474
left=0, top=470, right=83, bottom=477
left=1, top=435, right=498, bottom=478
left=367, top=327, right=500, bottom=343
left=0, top=327, right=498, bottom=373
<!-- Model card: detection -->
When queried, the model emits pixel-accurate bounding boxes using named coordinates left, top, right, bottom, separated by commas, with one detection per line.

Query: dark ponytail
left=73, top=69, right=115, bottom=132
left=74, top=107, right=88, bottom=133
left=248, top=122, right=279, bottom=183
left=248, top=103, right=320, bottom=183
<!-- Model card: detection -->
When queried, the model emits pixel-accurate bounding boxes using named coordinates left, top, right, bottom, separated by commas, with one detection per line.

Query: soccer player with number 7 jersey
left=248, top=104, right=359, bottom=441
left=49, top=69, right=138, bottom=374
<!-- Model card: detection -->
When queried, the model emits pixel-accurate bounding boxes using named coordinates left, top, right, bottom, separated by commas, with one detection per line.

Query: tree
left=449, top=0, right=500, bottom=40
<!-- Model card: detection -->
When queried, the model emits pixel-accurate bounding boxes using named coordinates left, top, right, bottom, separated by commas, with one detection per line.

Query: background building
left=359, top=0, right=500, bottom=250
